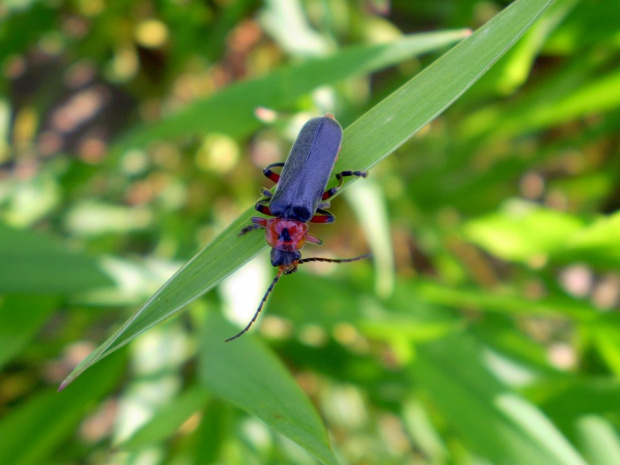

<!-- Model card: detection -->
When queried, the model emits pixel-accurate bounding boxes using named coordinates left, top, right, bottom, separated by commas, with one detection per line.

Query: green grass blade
left=112, top=30, right=469, bottom=152
left=199, top=313, right=340, bottom=465
left=0, top=223, right=113, bottom=294
left=118, top=385, right=210, bottom=451
left=0, top=352, right=125, bottom=465
left=413, top=334, right=588, bottom=465
left=462, top=204, right=585, bottom=262
left=61, top=0, right=554, bottom=389
left=463, top=205, right=620, bottom=269
left=0, top=295, right=57, bottom=370
left=576, top=416, right=620, bottom=465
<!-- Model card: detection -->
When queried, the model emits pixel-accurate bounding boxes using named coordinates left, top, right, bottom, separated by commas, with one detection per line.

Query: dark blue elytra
left=269, top=116, right=342, bottom=223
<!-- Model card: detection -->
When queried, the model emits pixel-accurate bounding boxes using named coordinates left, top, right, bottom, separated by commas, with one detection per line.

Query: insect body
left=227, top=114, right=369, bottom=341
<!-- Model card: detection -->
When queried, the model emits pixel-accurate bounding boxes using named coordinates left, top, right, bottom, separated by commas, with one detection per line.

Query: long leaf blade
left=61, top=0, right=555, bottom=389
left=413, top=334, right=588, bottom=465
left=112, top=30, right=470, bottom=151
left=200, top=314, right=340, bottom=465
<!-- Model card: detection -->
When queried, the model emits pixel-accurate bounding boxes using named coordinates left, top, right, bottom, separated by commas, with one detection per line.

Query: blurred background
left=2, top=0, right=620, bottom=464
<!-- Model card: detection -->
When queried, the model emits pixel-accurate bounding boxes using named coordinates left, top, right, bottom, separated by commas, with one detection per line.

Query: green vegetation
left=2, top=0, right=619, bottom=464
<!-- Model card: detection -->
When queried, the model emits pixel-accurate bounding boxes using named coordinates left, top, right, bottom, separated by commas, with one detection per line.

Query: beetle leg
left=317, top=200, right=331, bottom=210
left=255, top=200, right=274, bottom=216
left=322, top=170, right=368, bottom=200
left=263, top=162, right=284, bottom=184
left=260, top=187, right=273, bottom=198
left=306, top=234, right=323, bottom=245
left=239, top=217, right=269, bottom=236
left=240, top=199, right=273, bottom=235
left=309, top=208, right=335, bottom=224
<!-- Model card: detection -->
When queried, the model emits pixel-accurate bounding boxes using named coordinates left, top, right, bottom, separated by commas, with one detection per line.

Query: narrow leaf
left=0, top=352, right=125, bottom=465
left=413, top=334, right=588, bottom=465
left=119, top=386, right=210, bottom=451
left=0, top=295, right=57, bottom=370
left=62, top=0, right=555, bottom=388
left=112, top=30, right=470, bottom=152
left=199, top=313, right=339, bottom=465
left=576, top=416, right=620, bottom=465
left=0, top=222, right=113, bottom=294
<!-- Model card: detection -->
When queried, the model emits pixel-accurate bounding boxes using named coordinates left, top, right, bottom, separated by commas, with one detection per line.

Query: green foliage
left=2, top=0, right=620, bottom=464
left=414, top=333, right=587, bottom=465
left=200, top=314, right=339, bottom=465
left=0, top=223, right=113, bottom=294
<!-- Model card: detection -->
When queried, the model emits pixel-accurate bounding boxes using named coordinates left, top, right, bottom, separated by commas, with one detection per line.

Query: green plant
left=3, top=0, right=620, bottom=464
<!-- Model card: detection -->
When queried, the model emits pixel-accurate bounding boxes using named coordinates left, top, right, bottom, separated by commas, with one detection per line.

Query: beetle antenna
left=225, top=269, right=284, bottom=342
left=298, top=253, right=371, bottom=265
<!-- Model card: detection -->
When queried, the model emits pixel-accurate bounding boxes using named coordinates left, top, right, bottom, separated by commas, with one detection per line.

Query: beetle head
left=270, top=249, right=301, bottom=274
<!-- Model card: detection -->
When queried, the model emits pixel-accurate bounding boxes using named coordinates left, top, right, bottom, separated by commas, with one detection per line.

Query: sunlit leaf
left=463, top=203, right=584, bottom=262
left=199, top=313, right=339, bottom=465
left=61, top=0, right=556, bottom=389
left=0, top=352, right=125, bottom=465
left=413, top=334, right=588, bottom=465
left=576, top=416, right=620, bottom=465
left=119, top=385, right=210, bottom=451
left=0, top=223, right=113, bottom=294
left=112, top=30, right=470, bottom=153
left=464, top=204, right=620, bottom=268
left=0, top=295, right=57, bottom=370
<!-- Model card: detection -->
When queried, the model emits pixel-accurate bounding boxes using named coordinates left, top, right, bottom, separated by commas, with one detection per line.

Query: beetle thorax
left=265, top=218, right=308, bottom=251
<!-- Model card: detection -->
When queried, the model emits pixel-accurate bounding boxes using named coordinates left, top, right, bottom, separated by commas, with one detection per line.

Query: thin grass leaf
left=462, top=203, right=585, bottom=262
left=61, top=0, right=555, bottom=389
left=0, top=352, right=125, bottom=465
left=411, top=279, right=595, bottom=320
left=576, top=416, right=620, bottom=465
left=199, top=313, right=340, bottom=465
left=0, top=223, right=113, bottom=294
left=0, top=295, right=57, bottom=370
left=112, top=30, right=470, bottom=153
left=118, top=385, right=210, bottom=451
left=463, top=205, right=620, bottom=269
left=413, top=334, right=588, bottom=465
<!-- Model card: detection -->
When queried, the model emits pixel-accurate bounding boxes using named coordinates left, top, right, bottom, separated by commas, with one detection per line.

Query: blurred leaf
left=576, top=416, right=620, bottom=465
left=503, top=67, right=620, bottom=136
left=0, top=3, right=55, bottom=63
left=0, top=295, right=56, bottom=370
left=413, top=333, right=588, bottom=465
left=538, top=379, right=620, bottom=437
left=472, top=319, right=561, bottom=378
left=463, top=203, right=585, bottom=262
left=192, top=401, right=230, bottom=464
left=0, top=351, right=125, bottom=465
left=112, top=30, right=470, bottom=152
left=259, top=0, right=331, bottom=56
left=592, top=321, right=620, bottom=376
left=466, top=0, right=578, bottom=98
left=0, top=222, right=113, bottom=294
left=463, top=60, right=620, bottom=141
left=61, top=0, right=555, bottom=388
left=412, top=279, right=594, bottom=319
left=266, top=272, right=456, bottom=342
left=346, top=179, right=395, bottom=297
left=561, top=210, right=620, bottom=266
left=545, top=0, right=620, bottom=53
left=119, top=385, right=210, bottom=451
left=464, top=205, right=620, bottom=268
left=199, top=313, right=339, bottom=465
left=403, top=399, right=448, bottom=462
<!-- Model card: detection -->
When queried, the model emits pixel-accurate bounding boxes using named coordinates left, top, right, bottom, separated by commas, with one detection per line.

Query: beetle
left=226, top=114, right=369, bottom=342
